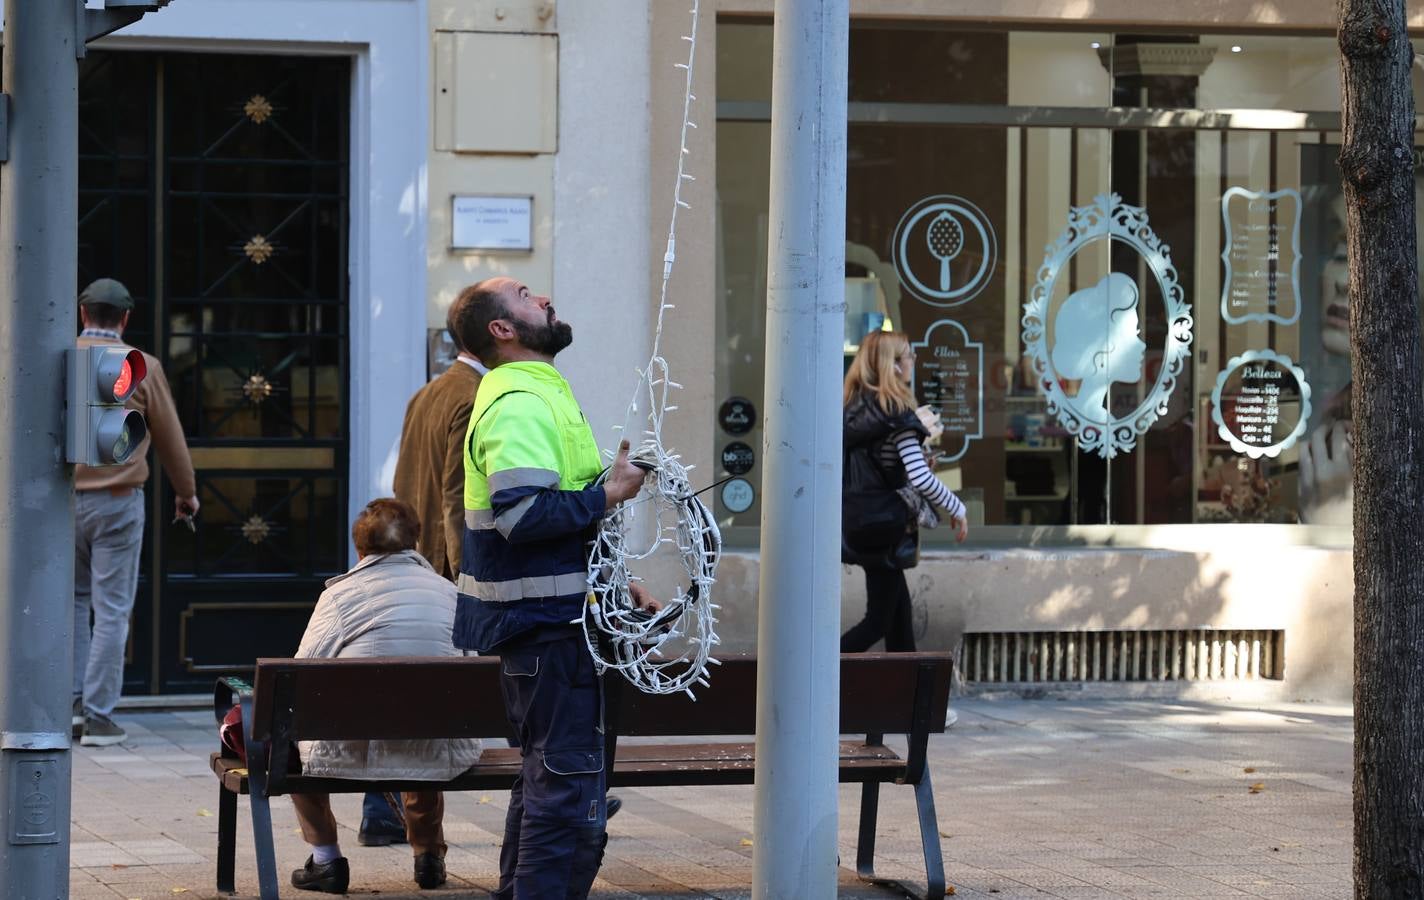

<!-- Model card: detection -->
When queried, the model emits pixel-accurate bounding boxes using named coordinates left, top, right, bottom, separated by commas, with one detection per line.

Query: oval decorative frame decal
left=1021, top=193, right=1194, bottom=459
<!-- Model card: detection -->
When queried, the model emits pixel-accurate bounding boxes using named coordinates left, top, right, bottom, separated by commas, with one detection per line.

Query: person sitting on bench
left=288, top=498, right=482, bottom=894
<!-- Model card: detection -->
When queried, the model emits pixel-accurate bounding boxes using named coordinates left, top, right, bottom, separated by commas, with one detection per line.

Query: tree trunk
left=1340, top=1, right=1424, bottom=896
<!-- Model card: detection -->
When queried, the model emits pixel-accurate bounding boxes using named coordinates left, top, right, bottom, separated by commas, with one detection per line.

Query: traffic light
left=66, top=346, right=147, bottom=466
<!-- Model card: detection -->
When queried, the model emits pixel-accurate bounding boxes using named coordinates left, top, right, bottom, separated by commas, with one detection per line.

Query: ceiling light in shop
left=1231, top=45, right=1243, bottom=53
left=1090, top=41, right=1101, bottom=49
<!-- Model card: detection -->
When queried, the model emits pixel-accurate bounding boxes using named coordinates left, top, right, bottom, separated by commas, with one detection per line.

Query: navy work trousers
left=494, top=633, right=608, bottom=900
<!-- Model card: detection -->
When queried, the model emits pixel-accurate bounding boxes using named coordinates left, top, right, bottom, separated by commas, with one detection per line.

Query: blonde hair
left=843, top=330, right=916, bottom=415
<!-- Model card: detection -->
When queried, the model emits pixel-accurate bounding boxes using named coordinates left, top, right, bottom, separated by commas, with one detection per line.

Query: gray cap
left=79, top=278, right=134, bottom=310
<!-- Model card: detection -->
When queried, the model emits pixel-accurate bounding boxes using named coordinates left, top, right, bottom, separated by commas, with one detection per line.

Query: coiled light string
left=582, top=0, right=723, bottom=699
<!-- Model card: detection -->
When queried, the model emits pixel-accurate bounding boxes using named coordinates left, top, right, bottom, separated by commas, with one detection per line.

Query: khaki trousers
left=291, top=790, right=446, bottom=857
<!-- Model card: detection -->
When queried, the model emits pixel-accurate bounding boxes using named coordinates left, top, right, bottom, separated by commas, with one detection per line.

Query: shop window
left=715, top=22, right=1424, bottom=541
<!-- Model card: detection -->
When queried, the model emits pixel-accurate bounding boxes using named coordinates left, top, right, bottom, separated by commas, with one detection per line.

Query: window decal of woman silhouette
left=1021, top=194, right=1192, bottom=459
left=1050, top=272, right=1148, bottom=425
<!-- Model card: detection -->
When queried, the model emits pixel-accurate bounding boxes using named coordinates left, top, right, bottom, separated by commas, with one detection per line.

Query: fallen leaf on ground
left=196, top=809, right=212, bottom=817
left=945, top=887, right=957, bottom=896
left=171, top=890, right=189, bottom=895
left=740, top=838, right=753, bottom=847
left=1248, top=782, right=1266, bottom=794
left=1243, top=767, right=1257, bottom=773
left=939, top=830, right=952, bottom=838
left=479, top=796, right=491, bottom=804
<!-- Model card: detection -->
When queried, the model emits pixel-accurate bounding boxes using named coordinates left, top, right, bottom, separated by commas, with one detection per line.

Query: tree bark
left=1339, top=1, right=1424, bottom=896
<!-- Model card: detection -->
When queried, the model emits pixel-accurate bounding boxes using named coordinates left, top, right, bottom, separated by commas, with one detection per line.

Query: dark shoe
left=291, top=855, right=349, bottom=894
left=606, top=793, right=623, bottom=820
left=71, top=698, right=84, bottom=740
left=358, top=816, right=407, bottom=847
left=413, top=852, right=446, bottom=889
left=79, top=713, right=126, bottom=747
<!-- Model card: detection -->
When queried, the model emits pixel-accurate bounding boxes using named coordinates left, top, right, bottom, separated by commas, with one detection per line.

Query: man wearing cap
left=73, top=278, right=199, bottom=746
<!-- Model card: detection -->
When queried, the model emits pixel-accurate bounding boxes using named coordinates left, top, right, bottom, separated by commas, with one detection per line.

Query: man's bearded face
left=511, top=304, right=573, bottom=356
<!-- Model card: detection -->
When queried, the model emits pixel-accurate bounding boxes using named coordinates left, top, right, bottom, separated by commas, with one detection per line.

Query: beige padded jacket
left=295, top=550, right=482, bottom=780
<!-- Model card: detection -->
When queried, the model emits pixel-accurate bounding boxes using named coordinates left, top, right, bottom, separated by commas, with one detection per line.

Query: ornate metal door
left=78, top=51, right=351, bottom=694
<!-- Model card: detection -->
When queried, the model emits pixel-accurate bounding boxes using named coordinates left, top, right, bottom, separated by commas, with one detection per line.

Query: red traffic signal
left=93, top=347, right=145, bottom=403
left=66, top=346, right=149, bottom=466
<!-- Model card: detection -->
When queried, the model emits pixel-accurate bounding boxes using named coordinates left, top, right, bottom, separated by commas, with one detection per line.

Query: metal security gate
left=78, top=51, right=351, bottom=694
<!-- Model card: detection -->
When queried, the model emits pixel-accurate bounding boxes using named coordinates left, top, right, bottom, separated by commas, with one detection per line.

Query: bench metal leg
left=244, top=741, right=281, bottom=900
left=217, top=784, right=238, bottom=894
left=240, top=695, right=282, bottom=900
left=913, top=770, right=946, bottom=899
left=855, top=773, right=946, bottom=900
left=854, top=781, right=881, bottom=883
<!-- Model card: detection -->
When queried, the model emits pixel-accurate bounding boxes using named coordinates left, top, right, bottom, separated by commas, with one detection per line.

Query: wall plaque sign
left=718, top=397, right=756, bottom=435
left=1220, top=187, right=1302, bottom=326
left=1022, top=193, right=1194, bottom=459
left=890, top=194, right=998, bottom=307
left=911, top=319, right=983, bottom=463
left=452, top=194, right=533, bottom=251
left=720, top=477, right=755, bottom=514
left=1210, top=350, right=1312, bottom=459
left=720, top=442, right=755, bottom=476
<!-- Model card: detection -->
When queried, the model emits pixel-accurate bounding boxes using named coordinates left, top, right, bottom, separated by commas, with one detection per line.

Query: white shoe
left=946, top=707, right=959, bottom=729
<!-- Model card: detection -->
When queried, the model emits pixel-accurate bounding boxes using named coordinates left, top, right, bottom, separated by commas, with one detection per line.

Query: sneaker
left=358, top=816, right=407, bottom=847
left=71, top=698, right=84, bottom=740
left=946, top=707, right=959, bottom=729
left=606, top=793, right=622, bottom=820
left=413, top=851, right=446, bottom=889
left=80, top=713, right=126, bottom=747
left=291, top=855, right=349, bottom=894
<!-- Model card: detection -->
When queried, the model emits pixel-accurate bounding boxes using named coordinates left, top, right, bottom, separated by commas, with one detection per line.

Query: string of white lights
left=582, top=0, right=723, bottom=699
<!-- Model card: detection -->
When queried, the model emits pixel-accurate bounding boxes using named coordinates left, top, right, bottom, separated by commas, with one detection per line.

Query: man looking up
left=450, top=277, right=652, bottom=900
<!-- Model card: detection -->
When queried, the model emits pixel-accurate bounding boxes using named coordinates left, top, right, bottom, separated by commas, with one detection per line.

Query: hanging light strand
left=583, top=0, right=723, bottom=699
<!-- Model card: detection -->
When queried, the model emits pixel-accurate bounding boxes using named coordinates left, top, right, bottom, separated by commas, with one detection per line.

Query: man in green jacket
left=450, top=276, right=651, bottom=900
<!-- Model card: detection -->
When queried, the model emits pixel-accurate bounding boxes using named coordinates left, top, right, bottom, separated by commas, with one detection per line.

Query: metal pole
left=0, top=0, right=81, bottom=895
left=752, top=0, right=848, bottom=897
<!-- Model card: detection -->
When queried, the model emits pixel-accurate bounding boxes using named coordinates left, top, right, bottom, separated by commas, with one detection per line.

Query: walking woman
left=841, top=331, right=968, bottom=652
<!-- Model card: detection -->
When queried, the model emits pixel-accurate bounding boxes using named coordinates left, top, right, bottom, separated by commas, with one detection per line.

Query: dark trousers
left=494, top=634, right=608, bottom=900
left=362, top=790, right=403, bottom=825
left=841, top=565, right=916, bottom=652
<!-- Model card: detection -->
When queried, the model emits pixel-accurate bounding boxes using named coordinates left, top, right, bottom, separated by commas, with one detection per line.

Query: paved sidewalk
left=69, top=697, right=1353, bottom=899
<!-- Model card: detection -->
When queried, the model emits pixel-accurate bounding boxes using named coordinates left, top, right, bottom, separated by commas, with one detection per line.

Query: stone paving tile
left=61, top=697, right=1357, bottom=899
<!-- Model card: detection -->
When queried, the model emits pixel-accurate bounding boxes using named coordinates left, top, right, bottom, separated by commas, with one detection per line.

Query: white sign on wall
left=452, top=195, right=533, bottom=251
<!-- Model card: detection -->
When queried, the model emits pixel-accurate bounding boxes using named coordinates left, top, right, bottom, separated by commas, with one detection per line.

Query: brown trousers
left=291, top=790, right=446, bottom=857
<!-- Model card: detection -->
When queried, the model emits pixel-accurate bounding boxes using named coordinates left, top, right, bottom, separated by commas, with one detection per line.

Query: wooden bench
left=211, top=652, right=953, bottom=899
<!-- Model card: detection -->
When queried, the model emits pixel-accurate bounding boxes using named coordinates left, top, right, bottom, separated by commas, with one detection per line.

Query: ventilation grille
left=961, top=629, right=1284, bottom=684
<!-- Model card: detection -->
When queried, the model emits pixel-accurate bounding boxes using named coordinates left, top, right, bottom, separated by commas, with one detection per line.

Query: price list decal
left=1220, top=187, right=1302, bottom=326
left=911, top=319, right=984, bottom=463
left=1210, top=350, right=1313, bottom=459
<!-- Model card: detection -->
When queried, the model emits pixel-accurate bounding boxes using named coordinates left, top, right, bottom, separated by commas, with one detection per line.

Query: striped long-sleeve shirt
left=878, top=430, right=966, bottom=521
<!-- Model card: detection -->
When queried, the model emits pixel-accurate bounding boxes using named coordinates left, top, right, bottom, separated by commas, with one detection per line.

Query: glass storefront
left=714, top=21, right=1424, bottom=543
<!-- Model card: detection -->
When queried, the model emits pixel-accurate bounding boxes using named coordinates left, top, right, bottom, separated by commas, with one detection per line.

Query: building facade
left=80, top=0, right=1418, bottom=698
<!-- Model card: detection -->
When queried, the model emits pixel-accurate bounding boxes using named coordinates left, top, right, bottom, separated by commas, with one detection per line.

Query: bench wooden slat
left=211, top=738, right=909, bottom=797
left=248, top=653, right=954, bottom=743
